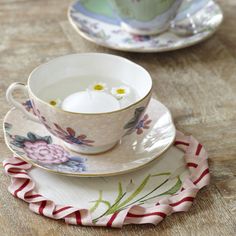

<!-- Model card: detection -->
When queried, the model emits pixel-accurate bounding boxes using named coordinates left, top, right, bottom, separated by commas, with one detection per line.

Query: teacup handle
left=170, top=0, right=208, bottom=36
left=6, top=82, right=40, bottom=123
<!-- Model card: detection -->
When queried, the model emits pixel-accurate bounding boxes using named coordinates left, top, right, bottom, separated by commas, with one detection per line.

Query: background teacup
left=109, top=0, right=191, bottom=35
left=6, top=53, right=152, bottom=154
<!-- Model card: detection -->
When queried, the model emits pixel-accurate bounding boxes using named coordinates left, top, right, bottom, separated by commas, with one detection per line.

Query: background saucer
left=3, top=98, right=176, bottom=177
left=68, top=0, right=223, bottom=52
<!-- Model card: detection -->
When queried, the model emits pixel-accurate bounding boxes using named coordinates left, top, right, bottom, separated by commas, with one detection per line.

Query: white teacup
left=6, top=53, right=152, bottom=154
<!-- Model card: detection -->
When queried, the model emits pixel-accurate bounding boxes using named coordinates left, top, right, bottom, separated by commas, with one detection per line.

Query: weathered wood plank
left=0, top=0, right=235, bottom=235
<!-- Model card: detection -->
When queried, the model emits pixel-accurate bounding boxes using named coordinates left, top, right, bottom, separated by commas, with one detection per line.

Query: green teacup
left=110, top=0, right=183, bottom=35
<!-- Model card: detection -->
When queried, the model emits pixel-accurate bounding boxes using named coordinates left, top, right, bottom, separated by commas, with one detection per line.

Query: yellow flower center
left=93, top=84, right=104, bottom=90
left=49, top=100, right=57, bottom=106
left=116, top=88, right=125, bottom=94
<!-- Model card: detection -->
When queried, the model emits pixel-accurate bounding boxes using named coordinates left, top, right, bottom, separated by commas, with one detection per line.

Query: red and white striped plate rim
left=2, top=130, right=210, bottom=228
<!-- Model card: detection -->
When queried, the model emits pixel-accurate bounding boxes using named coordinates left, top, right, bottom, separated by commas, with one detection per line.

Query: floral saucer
left=68, top=0, right=223, bottom=52
left=3, top=98, right=175, bottom=177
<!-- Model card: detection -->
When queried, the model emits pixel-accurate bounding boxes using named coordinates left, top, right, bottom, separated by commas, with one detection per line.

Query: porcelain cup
left=6, top=53, right=152, bottom=154
left=109, top=0, right=199, bottom=35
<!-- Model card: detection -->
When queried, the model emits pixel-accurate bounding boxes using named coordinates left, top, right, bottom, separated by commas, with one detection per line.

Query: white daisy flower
left=111, top=86, right=130, bottom=99
left=49, top=98, right=61, bottom=107
left=90, top=82, right=107, bottom=92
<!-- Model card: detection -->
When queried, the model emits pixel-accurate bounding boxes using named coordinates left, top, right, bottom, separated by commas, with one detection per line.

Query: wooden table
left=0, top=0, right=235, bottom=235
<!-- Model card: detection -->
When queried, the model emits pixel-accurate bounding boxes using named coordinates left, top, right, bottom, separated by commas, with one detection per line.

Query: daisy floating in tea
left=111, top=86, right=130, bottom=100
left=90, top=82, right=107, bottom=92
left=49, top=98, right=61, bottom=107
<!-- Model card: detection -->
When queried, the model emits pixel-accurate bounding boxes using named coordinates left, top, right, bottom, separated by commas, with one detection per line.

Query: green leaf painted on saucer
left=4, top=122, right=12, bottom=131
left=113, top=174, right=151, bottom=211
left=89, top=190, right=108, bottom=213
left=158, top=176, right=182, bottom=196
left=27, top=132, right=37, bottom=142
left=14, top=135, right=27, bottom=143
left=140, top=176, right=182, bottom=202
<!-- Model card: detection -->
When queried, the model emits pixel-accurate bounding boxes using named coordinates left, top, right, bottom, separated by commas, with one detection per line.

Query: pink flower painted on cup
left=23, top=140, right=69, bottom=164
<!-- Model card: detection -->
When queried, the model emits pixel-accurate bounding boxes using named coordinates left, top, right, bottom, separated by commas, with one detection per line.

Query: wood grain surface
left=0, top=0, right=235, bottom=235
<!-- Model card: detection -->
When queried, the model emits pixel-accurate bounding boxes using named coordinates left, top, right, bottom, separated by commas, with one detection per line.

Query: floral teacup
left=6, top=53, right=152, bottom=154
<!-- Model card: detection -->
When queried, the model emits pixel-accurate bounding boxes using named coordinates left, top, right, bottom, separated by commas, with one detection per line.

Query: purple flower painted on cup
left=135, top=114, right=152, bottom=135
left=124, top=107, right=145, bottom=135
left=53, top=124, right=95, bottom=146
left=22, top=100, right=36, bottom=115
left=23, top=140, right=69, bottom=164
left=124, top=109, right=152, bottom=136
